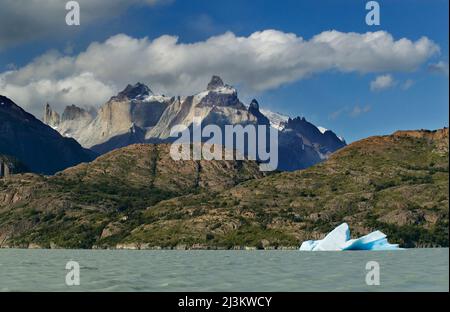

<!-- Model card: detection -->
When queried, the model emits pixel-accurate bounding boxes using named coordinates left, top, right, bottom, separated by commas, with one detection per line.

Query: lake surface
left=0, top=248, right=448, bottom=292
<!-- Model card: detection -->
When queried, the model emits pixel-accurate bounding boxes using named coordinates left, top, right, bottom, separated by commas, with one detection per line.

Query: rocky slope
left=44, top=76, right=346, bottom=171
left=135, top=128, right=447, bottom=249
left=0, top=144, right=264, bottom=248
left=0, top=95, right=95, bottom=175
left=0, top=129, right=447, bottom=249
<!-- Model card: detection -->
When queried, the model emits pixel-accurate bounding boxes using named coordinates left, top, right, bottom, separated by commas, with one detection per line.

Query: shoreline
left=0, top=244, right=300, bottom=251
left=1, top=245, right=447, bottom=251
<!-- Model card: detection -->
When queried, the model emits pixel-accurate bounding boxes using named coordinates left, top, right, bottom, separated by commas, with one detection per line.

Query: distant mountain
left=0, top=95, right=95, bottom=175
left=45, top=82, right=170, bottom=150
left=43, top=76, right=346, bottom=171
left=0, top=129, right=447, bottom=249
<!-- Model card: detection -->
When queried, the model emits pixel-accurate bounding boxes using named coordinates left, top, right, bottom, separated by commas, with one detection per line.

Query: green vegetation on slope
left=0, top=144, right=264, bottom=248
left=0, top=130, right=448, bottom=249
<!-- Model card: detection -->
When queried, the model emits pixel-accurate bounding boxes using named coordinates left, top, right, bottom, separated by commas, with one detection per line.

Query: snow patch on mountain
left=260, top=109, right=289, bottom=131
left=143, top=95, right=172, bottom=103
left=319, top=126, right=345, bottom=143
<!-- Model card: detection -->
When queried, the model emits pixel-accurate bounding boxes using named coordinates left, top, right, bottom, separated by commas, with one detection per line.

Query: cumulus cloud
left=370, top=74, right=396, bottom=91
left=0, top=0, right=168, bottom=49
left=0, top=30, right=440, bottom=117
left=0, top=72, right=115, bottom=113
left=428, top=61, right=449, bottom=77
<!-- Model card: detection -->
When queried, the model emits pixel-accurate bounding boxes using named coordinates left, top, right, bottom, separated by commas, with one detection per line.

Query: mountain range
left=1, top=76, right=447, bottom=249
left=43, top=76, right=346, bottom=171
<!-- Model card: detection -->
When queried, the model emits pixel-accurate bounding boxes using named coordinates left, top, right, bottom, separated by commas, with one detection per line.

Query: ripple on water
left=0, top=249, right=448, bottom=292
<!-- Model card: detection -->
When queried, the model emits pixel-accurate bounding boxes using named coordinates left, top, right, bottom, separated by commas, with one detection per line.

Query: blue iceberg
left=299, top=223, right=402, bottom=251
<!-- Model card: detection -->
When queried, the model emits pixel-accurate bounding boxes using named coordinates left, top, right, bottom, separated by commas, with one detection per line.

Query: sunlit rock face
left=40, top=76, right=347, bottom=170
left=299, top=223, right=402, bottom=251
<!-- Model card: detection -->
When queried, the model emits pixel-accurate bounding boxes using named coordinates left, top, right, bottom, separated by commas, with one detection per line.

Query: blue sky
left=0, top=0, right=448, bottom=142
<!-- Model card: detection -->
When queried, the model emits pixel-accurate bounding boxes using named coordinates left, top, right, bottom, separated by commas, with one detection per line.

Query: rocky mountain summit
left=207, top=75, right=227, bottom=91
left=113, top=82, right=153, bottom=101
left=0, top=95, right=95, bottom=175
left=43, top=76, right=346, bottom=171
left=43, top=103, right=61, bottom=127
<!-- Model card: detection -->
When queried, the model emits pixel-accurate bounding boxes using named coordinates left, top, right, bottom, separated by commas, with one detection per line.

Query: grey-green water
left=0, top=248, right=448, bottom=292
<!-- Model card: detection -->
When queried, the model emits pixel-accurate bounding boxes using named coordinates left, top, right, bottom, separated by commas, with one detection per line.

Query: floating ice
left=299, top=223, right=402, bottom=251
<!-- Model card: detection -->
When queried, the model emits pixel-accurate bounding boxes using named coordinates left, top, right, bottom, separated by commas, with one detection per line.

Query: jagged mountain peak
left=205, top=75, right=236, bottom=93
left=191, top=76, right=240, bottom=109
left=43, top=102, right=61, bottom=127
left=207, top=75, right=225, bottom=91
left=287, top=116, right=306, bottom=123
left=247, top=98, right=269, bottom=125
left=285, top=116, right=320, bottom=134
left=113, top=82, right=153, bottom=101
left=62, top=104, right=96, bottom=122
left=39, top=78, right=346, bottom=172
left=281, top=115, right=346, bottom=164
left=249, top=99, right=260, bottom=110
left=286, top=116, right=341, bottom=139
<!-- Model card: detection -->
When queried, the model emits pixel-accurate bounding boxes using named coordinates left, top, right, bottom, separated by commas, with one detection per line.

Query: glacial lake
left=0, top=248, right=448, bottom=292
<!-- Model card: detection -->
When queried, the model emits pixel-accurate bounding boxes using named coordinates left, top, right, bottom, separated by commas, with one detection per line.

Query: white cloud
left=370, top=74, right=396, bottom=91
left=0, top=30, right=440, bottom=117
left=371, top=75, right=417, bottom=91
left=0, top=72, right=115, bottom=114
left=0, top=0, right=168, bottom=49
left=428, top=61, right=449, bottom=77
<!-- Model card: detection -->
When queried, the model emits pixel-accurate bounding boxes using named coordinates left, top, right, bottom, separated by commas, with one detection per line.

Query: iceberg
left=299, top=223, right=402, bottom=251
